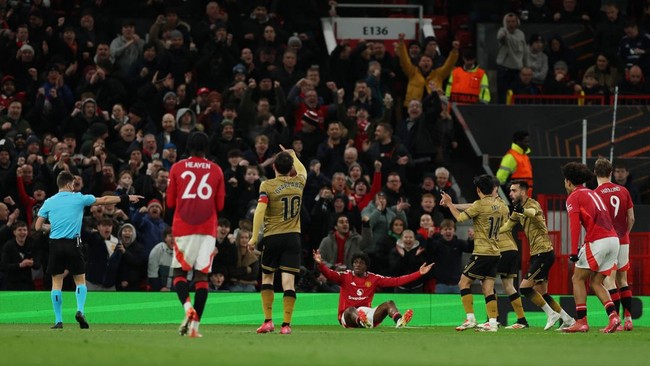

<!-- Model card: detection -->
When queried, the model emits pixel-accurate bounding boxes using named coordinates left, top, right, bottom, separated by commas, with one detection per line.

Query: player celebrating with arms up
left=561, top=162, right=619, bottom=333
left=167, top=132, right=225, bottom=338
left=313, top=250, right=432, bottom=328
left=249, top=145, right=306, bottom=335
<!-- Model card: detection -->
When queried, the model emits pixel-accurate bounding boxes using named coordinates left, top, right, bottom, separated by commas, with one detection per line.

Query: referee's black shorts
left=48, top=238, right=85, bottom=276
left=260, top=233, right=301, bottom=274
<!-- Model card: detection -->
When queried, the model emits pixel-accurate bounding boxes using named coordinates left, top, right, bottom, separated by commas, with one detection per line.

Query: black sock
left=174, top=278, right=190, bottom=306
left=193, top=283, right=208, bottom=320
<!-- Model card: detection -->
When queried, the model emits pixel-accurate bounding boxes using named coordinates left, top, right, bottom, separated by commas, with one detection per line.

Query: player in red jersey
left=594, top=158, right=635, bottom=331
left=313, top=250, right=433, bottom=328
left=561, top=162, right=620, bottom=333
left=166, top=132, right=225, bottom=338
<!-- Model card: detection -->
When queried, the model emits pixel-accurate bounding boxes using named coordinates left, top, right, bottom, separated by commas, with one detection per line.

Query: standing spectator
left=596, top=3, right=627, bottom=60
left=110, top=20, right=144, bottom=80
left=552, top=0, right=591, bottom=23
left=131, top=199, right=167, bottom=256
left=35, top=171, right=143, bottom=329
left=318, top=213, right=373, bottom=271
left=612, top=163, right=642, bottom=204
left=524, top=34, right=549, bottom=86
left=366, top=123, right=410, bottom=182
left=166, top=132, right=225, bottom=338
left=0, top=100, right=32, bottom=138
left=389, top=230, right=426, bottom=293
left=496, top=13, right=527, bottom=103
left=428, top=219, right=474, bottom=294
left=82, top=218, right=120, bottom=291
left=147, top=227, right=175, bottom=292
left=396, top=33, right=460, bottom=107
left=1, top=221, right=39, bottom=290
left=522, top=0, right=553, bottom=23
left=227, top=229, right=259, bottom=292
left=433, top=167, right=458, bottom=220
left=114, top=223, right=146, bottom=292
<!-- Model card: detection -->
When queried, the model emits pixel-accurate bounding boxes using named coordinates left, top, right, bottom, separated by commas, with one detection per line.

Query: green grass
left=2, top=324, right=649, bottom=366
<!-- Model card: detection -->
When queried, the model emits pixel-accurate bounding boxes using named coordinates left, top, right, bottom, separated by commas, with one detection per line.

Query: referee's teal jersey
left=38, top=192, right=96, bottom=239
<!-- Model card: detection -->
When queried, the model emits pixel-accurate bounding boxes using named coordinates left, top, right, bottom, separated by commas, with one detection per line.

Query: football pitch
left=1, top=324, right=649, bottom=366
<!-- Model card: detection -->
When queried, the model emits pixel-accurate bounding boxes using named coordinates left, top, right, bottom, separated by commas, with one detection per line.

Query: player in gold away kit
left=441, top=174, right=507, bottom=332
left=249, top=145, right=306, bottom=335
left=501, top=180, right=575, bottom=330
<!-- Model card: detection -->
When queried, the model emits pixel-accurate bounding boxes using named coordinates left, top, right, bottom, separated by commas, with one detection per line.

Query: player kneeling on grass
left=313, top=250, right=433, bottom=328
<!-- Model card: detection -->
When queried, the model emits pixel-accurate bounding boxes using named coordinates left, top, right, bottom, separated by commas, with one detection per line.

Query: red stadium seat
left=450, top=14, right=470, bottom=32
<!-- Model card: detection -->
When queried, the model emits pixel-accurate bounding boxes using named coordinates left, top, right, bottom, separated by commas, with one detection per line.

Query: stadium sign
left=336, top=18, right=417, bottom=40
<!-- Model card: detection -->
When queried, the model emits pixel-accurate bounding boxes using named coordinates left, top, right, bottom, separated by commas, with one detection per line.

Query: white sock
left=467, top=313, right=476, bottom=322
left=488, top=317, right=498, bottom=327
left=624, top=316, right=632, bottom=322
left=183, top=301, right=192, bottom=312
left=559, top=309, right=573, bottom=322
left=541, top=304, right=555, bottom=316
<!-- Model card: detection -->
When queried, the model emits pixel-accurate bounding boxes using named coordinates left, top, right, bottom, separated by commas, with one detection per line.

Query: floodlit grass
left=1, top=324, right=649, bottom=366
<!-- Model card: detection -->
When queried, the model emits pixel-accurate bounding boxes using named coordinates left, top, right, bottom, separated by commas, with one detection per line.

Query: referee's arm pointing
left=92, top=194, right=144, bottom=206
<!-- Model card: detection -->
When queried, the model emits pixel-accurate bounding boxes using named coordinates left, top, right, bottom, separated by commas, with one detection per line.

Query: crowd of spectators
left=0, top=0, right=646, bottom=294
left=496, top=0, right=650, bottom=104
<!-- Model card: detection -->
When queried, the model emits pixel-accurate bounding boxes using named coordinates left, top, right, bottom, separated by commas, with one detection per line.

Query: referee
left=35, top=171, right=143, bottom=329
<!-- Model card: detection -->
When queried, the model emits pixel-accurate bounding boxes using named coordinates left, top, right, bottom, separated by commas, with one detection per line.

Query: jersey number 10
left=281, top=196, right=301, bottom=220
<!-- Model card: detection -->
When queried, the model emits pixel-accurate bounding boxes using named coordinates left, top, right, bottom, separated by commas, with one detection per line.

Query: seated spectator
left=584, top=53, right=620, bottom=94
left=209, top=272, right=228, bottom=291
left=543, top=60, right=582, bottom=95
left=580, top=70, right=609, bottom=103
left=227, top=229, right=259, bottom=292
left=618, top=65, right=650, bottom=97
left=147, top=227, right=175, bottom=291
left=509, top=67, right=541, bottom=96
